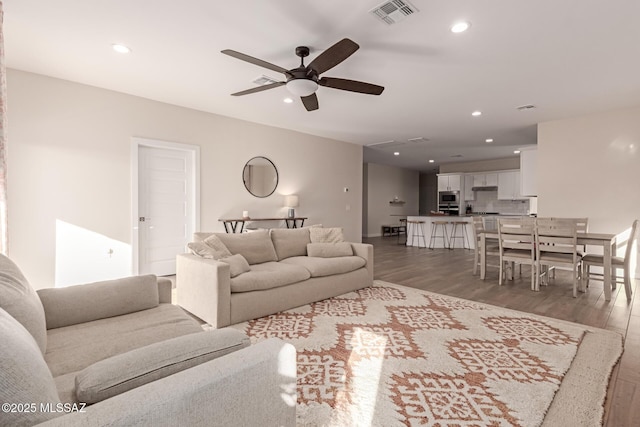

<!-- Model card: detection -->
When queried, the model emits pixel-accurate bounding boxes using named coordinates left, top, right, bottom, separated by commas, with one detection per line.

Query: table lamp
left=284, top=195, right=299, bottom=218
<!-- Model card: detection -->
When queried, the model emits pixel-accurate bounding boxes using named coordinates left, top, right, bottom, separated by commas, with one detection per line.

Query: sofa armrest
left=37, top=275, right=160, bottom=329
left=176, top=254, right=231, bottom=328
left=157, top=277, right=173, bottom=303
left=38, top=339, right=296, bottom=427
left=352, top=243, right=374, bottom=284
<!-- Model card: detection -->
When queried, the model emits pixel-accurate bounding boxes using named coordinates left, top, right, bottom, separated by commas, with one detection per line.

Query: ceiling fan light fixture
left=286, top=79, right=318, bottom=97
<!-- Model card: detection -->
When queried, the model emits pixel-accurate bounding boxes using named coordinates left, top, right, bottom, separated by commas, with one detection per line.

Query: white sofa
left=0, top=254, right=296, bottom=427
left=177, top=227, right=374, bottom=328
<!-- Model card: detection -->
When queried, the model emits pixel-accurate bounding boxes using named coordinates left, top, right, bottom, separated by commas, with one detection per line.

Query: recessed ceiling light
left=485, top=138, right=494, bottom=143
left=393, top=152, right=400, bottom=156
left=471, top=111, right=482, bottom=117
left=428, top=159, right=435, bottom=163
left=451, top=21, right=471, bottom=33
left=514, top=150, right=521, bottom=154
left=283, top=98, right=293, bottom=104
left=112, top=44, right=131, bottom=54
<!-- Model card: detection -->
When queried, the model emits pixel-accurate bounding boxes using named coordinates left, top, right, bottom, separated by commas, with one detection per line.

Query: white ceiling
left=4, top=0, right=640, bottom=172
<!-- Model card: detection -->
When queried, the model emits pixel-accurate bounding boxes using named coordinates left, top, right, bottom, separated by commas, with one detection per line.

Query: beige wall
left=538, top=106, right=640, bottom=276
left=7, top=70, right=363, bottom=289
left=439, top=157, right=520, bottom=173
left=364, top=163, right=419, bottom=237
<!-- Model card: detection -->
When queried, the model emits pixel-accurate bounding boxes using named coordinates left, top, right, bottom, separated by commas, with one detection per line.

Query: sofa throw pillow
left=218, top=254, right=251, bottom=278
left=0, top=308, right=62, bottom=425
left=309, top=227, right=345, bottom=243
left=75, top=329, right=250, bottom=404
left=270, top=228, right=311, bottom=260
left=203, top=234, right=233, bottom=257
left=215, top=230, right=278, bottom=265
left=307, top=242, right=354, bottom=258
left=187, top=242, right=229, bottom=260
left=0, top=254, right=48, bottom=354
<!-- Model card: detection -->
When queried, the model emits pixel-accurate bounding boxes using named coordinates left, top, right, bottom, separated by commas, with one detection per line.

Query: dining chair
left=582, top=219, right=638, bottom=300
left=471, top=216, right=499, bottom=276
left=535, top=218, right=582, bottom=297
left=497, top=217, right=536, bottom=290
left=546, top=217, right=588, bottom=279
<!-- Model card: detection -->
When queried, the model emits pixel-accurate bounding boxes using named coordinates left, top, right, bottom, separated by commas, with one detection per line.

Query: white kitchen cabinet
left=437, top=174, right=461, bottom=192
left=463, top=174, right=474, bottom=201
left=498, top=171, right=525, bottom=200
left=520, top=147, right=537, bottom=196
left=472, top=173, right=498, bottom=187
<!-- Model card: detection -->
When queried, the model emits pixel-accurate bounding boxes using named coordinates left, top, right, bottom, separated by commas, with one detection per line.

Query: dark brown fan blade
left=221, top=50, right=290, bottom=75
left=301, top=93, right=319, bottom=111
left=231, top=81, right=285, bottom=96
left=308, top=38, right=359, bottom=75
left=318, top=77, right=384, bottom=95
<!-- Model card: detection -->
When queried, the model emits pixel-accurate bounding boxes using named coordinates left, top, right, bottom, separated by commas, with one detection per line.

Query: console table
left=218, top=217, right=308, bottom=233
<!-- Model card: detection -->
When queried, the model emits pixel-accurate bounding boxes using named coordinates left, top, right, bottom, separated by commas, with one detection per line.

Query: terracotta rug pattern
left=231, top=282, right=621, bottom=427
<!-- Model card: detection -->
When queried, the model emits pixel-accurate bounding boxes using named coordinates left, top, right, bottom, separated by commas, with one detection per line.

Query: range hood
left=471, top=186, right=498, bottom=191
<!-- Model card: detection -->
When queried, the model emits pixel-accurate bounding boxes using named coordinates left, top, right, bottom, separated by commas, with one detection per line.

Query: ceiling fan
left=221, top=38, right=384, bottom=111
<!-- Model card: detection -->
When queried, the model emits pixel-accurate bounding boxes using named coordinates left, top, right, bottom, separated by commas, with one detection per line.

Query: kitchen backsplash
left=466, top=190, right=530, bottom=215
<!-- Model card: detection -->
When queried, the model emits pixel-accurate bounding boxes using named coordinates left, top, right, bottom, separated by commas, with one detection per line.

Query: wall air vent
left=252, top=75, right=280, bottom=86
left=370, top=0, right=419, bottom=25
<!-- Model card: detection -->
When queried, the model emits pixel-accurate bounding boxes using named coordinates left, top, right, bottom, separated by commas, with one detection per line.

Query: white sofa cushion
left=0, top=308, right=62, bottom=425
left=0, top=254, right=48, bottom=354
left=216, top=230, right=278, bottom=265
left=270, top=228, right=311, bottom=260
left=45, top=304, right=203, bottom=377
left=281, top=256, right=366, bottom=278
left=307, top=242, right=354, bottom=258
left=230, top=262, right=310, bottom=293
left=76, top=329, right=250, bottom=404
left=309, top=227, right=345, bottom=243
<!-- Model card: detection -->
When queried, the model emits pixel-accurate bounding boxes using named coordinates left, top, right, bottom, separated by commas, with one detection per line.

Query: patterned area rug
left=231, top=281, right=623, bottom=427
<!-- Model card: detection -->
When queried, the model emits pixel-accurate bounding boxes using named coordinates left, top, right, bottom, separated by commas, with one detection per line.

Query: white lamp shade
left=286, top=79, right=318, bottom=97
left=284, top=195, right=299, bottom=208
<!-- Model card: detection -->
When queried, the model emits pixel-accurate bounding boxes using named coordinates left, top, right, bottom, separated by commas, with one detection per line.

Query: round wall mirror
left=243, top=156, right=278, bottom=198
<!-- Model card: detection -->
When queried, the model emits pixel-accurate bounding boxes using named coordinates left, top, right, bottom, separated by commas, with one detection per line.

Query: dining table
left=479, top=230, right=618, bottom=301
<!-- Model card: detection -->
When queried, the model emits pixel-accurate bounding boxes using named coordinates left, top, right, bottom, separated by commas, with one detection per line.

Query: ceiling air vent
left=516, top=104, right=536, bottom=111
left=370, top=0, right=419, bottom=25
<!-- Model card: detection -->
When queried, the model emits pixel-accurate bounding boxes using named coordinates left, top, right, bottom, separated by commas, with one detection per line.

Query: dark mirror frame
left=242, top=156, right=279, bottom=198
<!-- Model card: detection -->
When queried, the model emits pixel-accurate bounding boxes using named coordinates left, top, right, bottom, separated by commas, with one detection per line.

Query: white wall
left=538, top=106, right=640, bottom=276
left=7, top=70, right=363, bottom=289
left=364, top=163, right=419, bottom=237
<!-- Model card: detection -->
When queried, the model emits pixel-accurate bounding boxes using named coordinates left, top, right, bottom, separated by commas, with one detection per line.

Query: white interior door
left=138, top=146, right=194, bottom=276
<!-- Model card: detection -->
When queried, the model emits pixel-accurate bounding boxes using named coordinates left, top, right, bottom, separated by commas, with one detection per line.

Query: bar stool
left=449, top=220, right=471, bottom=250
left=407, top=220, right=427, bottom=248
left=397, top=218, right=407, bottom=245
left=429, top=221, right=450, bottom=249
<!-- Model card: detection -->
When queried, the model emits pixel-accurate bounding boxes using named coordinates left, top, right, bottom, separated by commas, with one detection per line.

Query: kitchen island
left=406, top=216, right=475, bottom=249
left=405, top=214, right=525, bottom=249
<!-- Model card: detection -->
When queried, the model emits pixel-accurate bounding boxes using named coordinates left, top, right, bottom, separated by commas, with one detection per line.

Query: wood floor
left=364, top=235, right=639, bottom=427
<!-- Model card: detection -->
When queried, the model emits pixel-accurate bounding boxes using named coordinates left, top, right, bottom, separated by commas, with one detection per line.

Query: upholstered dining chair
left=471, top=216, right=499, bottom=276
left=582, top=219, right=638, bottom=301
left=497, top=217, right=536, bottom=290
left=535, top=218, right=582, bottom=297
